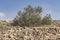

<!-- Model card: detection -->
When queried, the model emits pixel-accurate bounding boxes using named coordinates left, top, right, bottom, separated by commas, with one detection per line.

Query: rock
left=0, top=26, right=60, bottom=40
left=56, top=38, right=60, bottom=40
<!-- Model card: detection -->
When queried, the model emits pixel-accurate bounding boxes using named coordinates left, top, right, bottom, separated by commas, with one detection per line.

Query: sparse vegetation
left=12, top=5, right=52, bottom=27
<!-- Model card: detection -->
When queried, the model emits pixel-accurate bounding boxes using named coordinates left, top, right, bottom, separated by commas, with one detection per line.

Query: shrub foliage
left=12, top=5, right=52, bottom=27
left=41, top=14, right=52, bottom=25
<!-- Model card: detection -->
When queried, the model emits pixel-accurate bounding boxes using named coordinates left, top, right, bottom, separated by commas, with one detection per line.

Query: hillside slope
left=0, top=26, right=60, bottom=40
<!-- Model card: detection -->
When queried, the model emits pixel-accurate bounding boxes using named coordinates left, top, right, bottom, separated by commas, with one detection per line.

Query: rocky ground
left=0, top=25, right=60, bottom=40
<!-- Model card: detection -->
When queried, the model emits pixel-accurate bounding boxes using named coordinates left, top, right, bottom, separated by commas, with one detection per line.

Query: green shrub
left=41, top=14, right=52, bottom=25
left=13, top=5, right=42, bottom=27
left=12, top=5, right=52, bottom=27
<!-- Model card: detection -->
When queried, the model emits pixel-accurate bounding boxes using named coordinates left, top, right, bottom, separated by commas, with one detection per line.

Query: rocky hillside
left=0, top=25, right=60, bottom=40
left=0, top=20, right=13, bottom=26
left=0, top=20, right=60, bottom=40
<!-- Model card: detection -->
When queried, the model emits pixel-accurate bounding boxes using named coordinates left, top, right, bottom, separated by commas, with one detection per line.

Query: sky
left=0, top=0, right=60, bottom=20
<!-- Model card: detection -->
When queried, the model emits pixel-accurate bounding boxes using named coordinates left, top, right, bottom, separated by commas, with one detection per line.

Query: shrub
left=41, top=14, right=52, bottom=25
left=13, top=5, right=42, bottom=27
left=12, top=5, right=52, bottom=27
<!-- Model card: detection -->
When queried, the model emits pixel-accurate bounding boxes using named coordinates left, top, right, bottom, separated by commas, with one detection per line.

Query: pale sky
left=0, top=0, right=60, bottom=20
